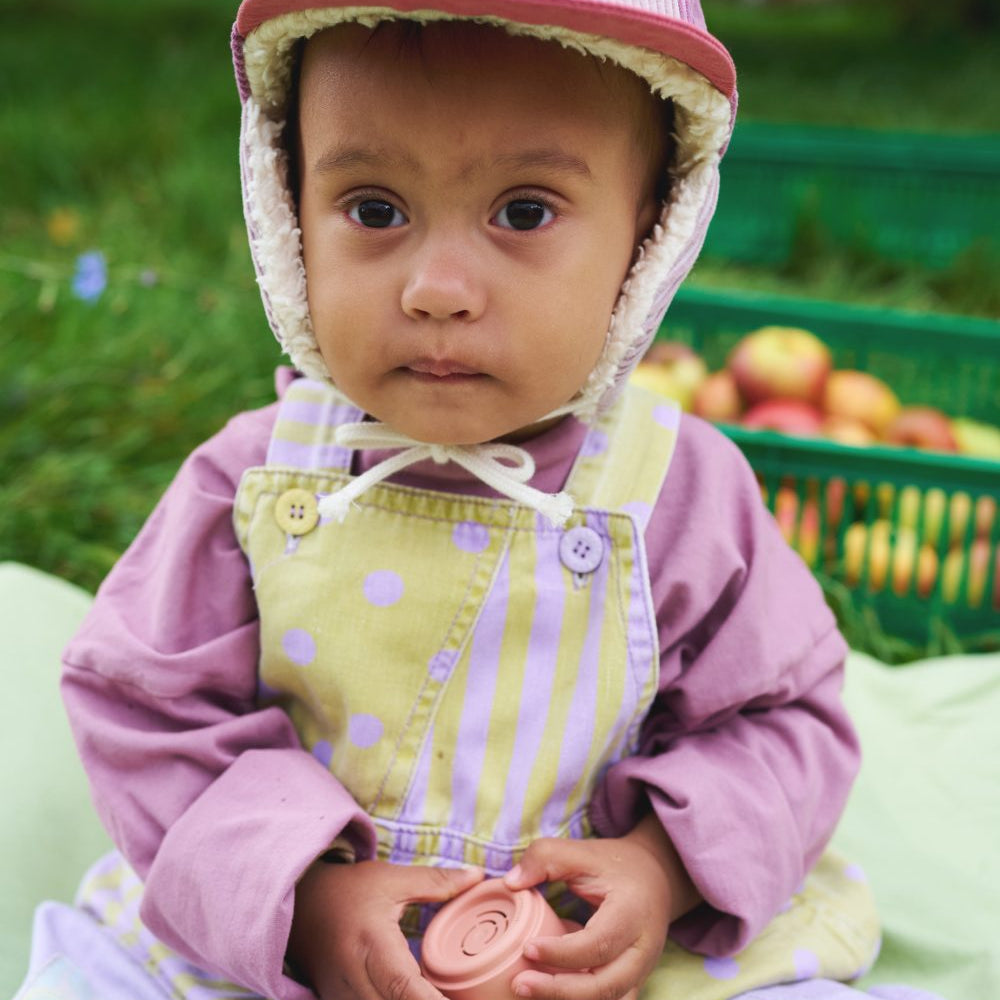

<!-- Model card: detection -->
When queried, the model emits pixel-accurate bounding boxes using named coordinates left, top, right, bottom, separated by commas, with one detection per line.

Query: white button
left=559, top=526, right=604, bottom=575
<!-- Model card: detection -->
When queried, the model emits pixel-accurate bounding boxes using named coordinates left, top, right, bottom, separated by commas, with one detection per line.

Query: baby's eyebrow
left=312, top=145, right=421, bottom=176
left=491, top=148, right=593, bottom=180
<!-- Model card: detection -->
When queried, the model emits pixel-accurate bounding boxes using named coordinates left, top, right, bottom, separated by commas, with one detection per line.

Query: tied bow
left=316, top=422, right=574, bottom=528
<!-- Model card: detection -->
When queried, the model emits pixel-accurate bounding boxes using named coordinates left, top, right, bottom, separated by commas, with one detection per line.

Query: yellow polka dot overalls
left=233, top=380, right=677, bottom=883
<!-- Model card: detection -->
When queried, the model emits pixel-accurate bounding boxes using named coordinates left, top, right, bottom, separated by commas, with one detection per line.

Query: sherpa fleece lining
left=239, top=6, right=732, bottom=421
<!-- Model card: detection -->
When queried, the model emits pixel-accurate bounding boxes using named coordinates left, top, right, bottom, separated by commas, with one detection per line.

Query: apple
left=772, top=486, right=822, bottom=565
left=843, top=519, right=938, bottom=597
left=821, top=414, right=878, bottom=447
left=822, top=370, right=901, bottom=437
left=692, top=370, right=743, bottom=423
left=632, top=342, right=708, bottom=410
left=951, top=417, right=1000, bottom=460
left=883, top=406, right=959, bottom=453
left=727, top=326, right=832, bottom=406
left=821, top=477, right=850, bottom=530
left=742, top=399, right=824, bottom=437
left=940, top=538, right=1000, bottom=609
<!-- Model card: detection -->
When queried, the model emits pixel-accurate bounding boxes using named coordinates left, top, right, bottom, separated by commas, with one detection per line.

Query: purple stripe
left=394, top=719, right=436, bottom=837
left=541, top=512, right=611, bottom=831
left=266, top=438, right=352, bottom=470
left=277, top=399, right=335, bottom=426
left=447, top=551, right=511, bottom=832
left=491, top=527, right=567, bottom=843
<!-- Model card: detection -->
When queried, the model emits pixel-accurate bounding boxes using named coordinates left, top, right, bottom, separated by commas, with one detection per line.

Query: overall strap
left=265, top=378, right=362, bottom=471
left=564, top=385, right=681, bottom=528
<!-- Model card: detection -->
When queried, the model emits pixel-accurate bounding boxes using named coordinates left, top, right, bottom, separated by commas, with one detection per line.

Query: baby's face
left=297, top=22, right=661, bottom=444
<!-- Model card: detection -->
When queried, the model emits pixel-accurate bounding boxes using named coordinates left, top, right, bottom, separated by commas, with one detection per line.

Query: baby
left=27, top=3, right=884, bottom=1000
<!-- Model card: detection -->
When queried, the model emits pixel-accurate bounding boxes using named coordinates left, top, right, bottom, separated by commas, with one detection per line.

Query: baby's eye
left=349, top=199, right=406, bottom=229
left=494, top=199, right=554, bottom=231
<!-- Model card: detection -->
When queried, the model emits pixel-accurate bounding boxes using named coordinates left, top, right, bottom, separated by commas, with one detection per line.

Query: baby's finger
left=525, top=899, right=636, bottom=970
left=363, top=935, right=445, bottom=1000
left=397, top=864, right=485, bottom=906
left=504, top=838, right=589, bottom=890
left=510, top=957, right=641, bottom=1000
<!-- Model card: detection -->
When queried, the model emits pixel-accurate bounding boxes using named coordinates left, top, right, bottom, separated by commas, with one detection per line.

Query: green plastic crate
left=657, top=287, right=1000, bottom=662
left=704, top=124, right=1000, bottom=269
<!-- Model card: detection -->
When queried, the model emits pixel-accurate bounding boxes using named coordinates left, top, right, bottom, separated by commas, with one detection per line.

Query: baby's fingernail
left=513, top=983, right=532, bottom=998
left=505, top=864, right=523, bottom=885
left=522, top=942, right=540, bottom=961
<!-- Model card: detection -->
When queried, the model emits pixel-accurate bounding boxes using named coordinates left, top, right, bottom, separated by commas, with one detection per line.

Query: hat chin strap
left=316, top=418, right=575, bottom=528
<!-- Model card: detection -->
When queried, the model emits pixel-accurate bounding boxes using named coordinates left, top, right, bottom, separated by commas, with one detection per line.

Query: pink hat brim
left=236, top=0, right=736, bottom=96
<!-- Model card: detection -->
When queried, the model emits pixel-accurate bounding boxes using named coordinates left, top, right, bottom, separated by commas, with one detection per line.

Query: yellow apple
left=843, top=519, right=938, bottom=597
left=822, top=370, right=901, bottom=437
left=821, top=414, right=878, bottom=447
left=940, top=538, right=1000, bottom=609
left=951, top=417, right=1000, bottom=460
left=631, top=345, right=708, bottom=411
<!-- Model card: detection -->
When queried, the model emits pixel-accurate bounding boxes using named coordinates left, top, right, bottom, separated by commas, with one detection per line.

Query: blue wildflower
left=72, top=251, right=107, bottom=302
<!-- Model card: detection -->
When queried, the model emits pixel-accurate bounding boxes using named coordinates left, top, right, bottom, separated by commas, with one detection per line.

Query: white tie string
left=316, top=421, right=574, bottom=528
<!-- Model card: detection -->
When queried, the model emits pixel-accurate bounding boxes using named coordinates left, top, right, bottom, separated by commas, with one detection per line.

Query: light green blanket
left=1, top=562, right=997, bottom=999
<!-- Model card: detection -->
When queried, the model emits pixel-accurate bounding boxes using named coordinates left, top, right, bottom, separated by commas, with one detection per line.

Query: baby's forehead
left=301, top=20, right=653, bottom=112
left=298, top=20, right=663, bottom=168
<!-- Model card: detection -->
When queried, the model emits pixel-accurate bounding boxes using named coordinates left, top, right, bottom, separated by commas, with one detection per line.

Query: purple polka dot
left=428, top=650, right=458, bottom=681
left=312, top=740, right=333, bottom=768
left=653, top=404, right=681, bottom=430
left=349, top=713, right=384, bottom=748
left=621, top=500, right=653, bottom=528
left=452, top=521, right=490, bottom=554
left=282, top=628, right=316, bottom=666
left=845, top=863, right=867, bottom=882
left=363, top=570, right=404, bottom=607
left=579, top=430, right=609, bottom=458
left=703, top=957, right=739, bottom=980
left=794, top=949, right=821, bottom=979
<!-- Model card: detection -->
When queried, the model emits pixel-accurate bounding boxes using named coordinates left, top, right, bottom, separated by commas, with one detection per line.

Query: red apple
left=772, top=486, right=822, bottom=565
left=883, top=406, right=959, bottom=453
left=822, top=370, right=901, bottom=437
left=692, top=370, right=743, bottom=423
left=727, top=326, right=832, bottom=406
left=742, top=399, right=825, bottom=437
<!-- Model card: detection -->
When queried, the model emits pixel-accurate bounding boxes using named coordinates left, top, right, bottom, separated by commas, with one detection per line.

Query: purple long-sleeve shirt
left=62, top=376, right=857, bottom=1000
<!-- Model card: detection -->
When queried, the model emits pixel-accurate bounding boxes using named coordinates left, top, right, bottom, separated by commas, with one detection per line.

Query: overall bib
left=68, top=381, right=878, bottom=1000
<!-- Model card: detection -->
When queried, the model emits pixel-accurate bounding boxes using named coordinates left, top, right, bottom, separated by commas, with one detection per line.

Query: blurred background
left=1, top=0, right=998, bottom=657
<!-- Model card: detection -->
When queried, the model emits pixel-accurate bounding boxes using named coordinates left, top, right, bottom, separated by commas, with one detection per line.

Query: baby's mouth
left=404, top=358, right=484, bottom=380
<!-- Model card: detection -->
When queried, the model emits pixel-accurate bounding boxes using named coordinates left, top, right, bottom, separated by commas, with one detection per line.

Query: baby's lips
left=421, top=879, right=578, bottom=1000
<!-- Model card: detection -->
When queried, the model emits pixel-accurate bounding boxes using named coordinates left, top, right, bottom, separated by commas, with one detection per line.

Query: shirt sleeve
left=61, top=403, right=378, bottom=1000
left=588, top=414, right=858, bottom=956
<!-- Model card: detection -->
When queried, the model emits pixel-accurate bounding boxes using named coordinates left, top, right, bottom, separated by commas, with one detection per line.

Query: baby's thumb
left=404, top=864, right=484, bottom=904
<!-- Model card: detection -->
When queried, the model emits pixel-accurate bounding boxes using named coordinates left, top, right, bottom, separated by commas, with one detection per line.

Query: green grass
left=1, top=0, right=998, bottom=597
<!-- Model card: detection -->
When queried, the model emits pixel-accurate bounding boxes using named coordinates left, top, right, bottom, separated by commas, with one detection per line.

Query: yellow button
left=275, top=488, right=319, bottom=536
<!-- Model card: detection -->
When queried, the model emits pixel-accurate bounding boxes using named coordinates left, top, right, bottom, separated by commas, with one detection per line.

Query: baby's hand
left=288, top=858, right=483, bottom=1000
left=503, top=816, right=698, bottom=1000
